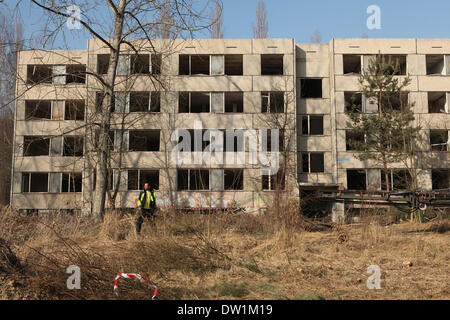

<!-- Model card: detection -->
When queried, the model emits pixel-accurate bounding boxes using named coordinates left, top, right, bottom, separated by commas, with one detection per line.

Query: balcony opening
left=23, top=136, right=50, bottom=156
left=343, top=55, right=361, bottom=74
left=225, top=55, right=243, bottom=75
left=130, top=54, right=150, bottom=74
left=129, top=130, right=160, bottom=151
left=262, top=170, right=285, bottom=190
left=177, top=169, right=209, bottom=191
left=63, top=136, right=84, bottom=157
left=300, top=79, right=322, bottom=98
left=302, top=115, right=323, bottom=135
left=128, top=169, right=159, bottom=191
left=66, top=64, right=86, bottom=84
left=65, top=100, right=85, bottom=120
left=25, top=100, right=52, bottom=120
left=432, top=169, right=450, bottom=190
left=346, top=130, right=365, bottom=151
left=302, top=153, right=324, bottom=173
left=97, top=54, right=110, bottom=74
left=426, top=55, right=445, bottom=75
left=62, top=173, right=82, bottom=192
left=22, top=172, right=48, bottom=193
left=261, top=92, right=284, bottom=113
left=428, top=92, right=447, bottom=113
left=27, top=65, right=52, bottom=84
left=225, top=92, right=243, bottom=113
left=224, top=169, right=244, bottom=190
left=345, top=92, right=363, bottom=113
left=347, top=169, right=366, bottom=190
left=261, top=54, right=283, bottom=75
left=430, top=130, right=448, bottom=151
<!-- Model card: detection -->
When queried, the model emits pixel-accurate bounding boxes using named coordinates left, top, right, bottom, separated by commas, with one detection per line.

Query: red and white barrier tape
left=113, top=273, right=158, bottom=300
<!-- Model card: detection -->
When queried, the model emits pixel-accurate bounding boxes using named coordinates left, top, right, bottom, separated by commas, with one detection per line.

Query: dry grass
left=0, top=206, right=448, bottom=300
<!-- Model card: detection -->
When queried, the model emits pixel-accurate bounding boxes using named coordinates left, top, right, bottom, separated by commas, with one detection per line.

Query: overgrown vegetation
left=0, top=206, right=448, bottom=300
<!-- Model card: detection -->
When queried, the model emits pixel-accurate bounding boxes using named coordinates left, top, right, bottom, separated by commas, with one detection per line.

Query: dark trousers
left=135, top=208, right=156, bottom=234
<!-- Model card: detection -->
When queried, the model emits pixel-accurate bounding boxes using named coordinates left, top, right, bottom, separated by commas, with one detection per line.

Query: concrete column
left=332, top=201, right=345, bottom=223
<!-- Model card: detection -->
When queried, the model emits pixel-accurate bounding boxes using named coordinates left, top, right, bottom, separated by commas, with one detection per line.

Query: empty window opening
left=65, top=100, right=85, bottom=120
left=27, top=65, right=52, bottom=84
left=225, top=92, right=243, bottom=113
left=129, top=130, right=160, bottom=151
left=96, top=92, right=107, bottom=112
left=262, top=170, right=285, bottom=190
left=24, top=136, right=50, bottom=156
left=63, top=136, right=84, bottom=157
left=301, top=79, right=322, bottom=98
left=343, top=55, right=362, bottom=74
left=191, top=55, right=210, bottom=75
left=225, top=55, right=243, bottom=75
left=151, top=54, right=162, bottom=75
left=381, top=169, right=410, bottom=191
left=346, top=130, right=365, bottom=151
left=432, top=169, right=450, bottom=190
left=385, top=92, right=408, bottom=111
left=179, top=92, right=210, bottom=113
left=66, top=64, right=86, bottom=84
left=128, top=169, right=159, bottom=191
left=177, top=169, right=210, bottom=191
left=302, top=115, right=323, bottom=135
left=130, top=54, right=150, bottom=74
left=261, top=92, right=284, bottom=113
left=179, top=55, right=190, bottom=75
left=22, top=173, right=48, bottom=193
left=261, top=54, right=283, bottom=75
left=179, top=129, right=210, bottom=151
left=347, top=169, right=367, bottom=190
left=345, top=92, right=363, bottom=113
left=428, top=92, right=447, bottom=113
left=381, top=55, right=407, bottom=75
left=224, top=130, right=244, bottom=152
left=62, top=173, right=82, bottom=192
left=129, top=92, right=149, bottom=112
left=97, top=54, right=110, bottom=74
left=430, top=130, right=448, bottom=151
left=302, top=153, right=325, bottom=173
left=261, top=129, right=284, bottom=152
left=25, top=100, right=51, bottom=120
left=426, top=55, right=445, bottom=75
left=224, top=169, right=244, bottom=190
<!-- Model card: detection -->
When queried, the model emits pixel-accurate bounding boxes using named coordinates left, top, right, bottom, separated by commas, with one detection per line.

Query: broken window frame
left=301, top=152, right=325, bottom=173
left=301, top=115, right=324, bottom=135
left=27, top=65, right=53, bottom=84
left=127, top=169, right=160, bottom=191
left=344, top=92, right=364, bottom=113
left=22, top=172, right=49, bottom=193
left=426, top=55, right=447, bottom=75
left=25, top=100, right=52, bottom=120
left=430, top=130, right=449, bottom=151
left=23, top=136, right=50, bottom=157
left=63, top=136, right=84, bottom=157
left=262, top=170, right=286, bottom=191
left=179, top=54, right=243, bottom=76
left=61, top=172, right=83, bottom=193
left=177, top=169, right=210, bottom=191
left=346, top=169, right=367, bottom=191
left=128, top=130, right=160, bottom=152
left=224, top=92, right=244, bottom=113
left=431, top=169, right=450, bottom=190
left=178, top=92, right=211, bottom=113
left=261, top=92, right=285, bottom=113
left=224, top=169, right=244, bottom=190
left=380, top=169, right=411, bottom=191
left=343, top=54, right=362, bottom=75
left=428, top=92, right=449, bottom=113
left=64, top=99, right=85, bottom=120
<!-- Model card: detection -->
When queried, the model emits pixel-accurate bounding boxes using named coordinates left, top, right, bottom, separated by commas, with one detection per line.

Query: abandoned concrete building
left=10, top=38, right=450, bottom=220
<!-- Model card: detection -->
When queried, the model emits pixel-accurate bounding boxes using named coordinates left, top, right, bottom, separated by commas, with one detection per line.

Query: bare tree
left=209, top=0, right=223, bottom=39
left=26, top=0, right=215, bottom=221
left=310, top=28, right=321, bottom=44
left=252, top=0, right=268, bottom=39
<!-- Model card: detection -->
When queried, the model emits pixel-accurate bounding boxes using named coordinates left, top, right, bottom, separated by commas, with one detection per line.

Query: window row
left=179, top=54, right=283, bottom=76
left=345, top=129, right=450, bottom=152
left=23, top=136, right=84, bottom=157
left=97, top=54, right=161, bottom=75
left=21, top=172, right=82, bottom=193
left=27, top=64, right=86, bottom=85
left=344, top=92, right=409, bottom=113
left=25, top=100, right=85, bottom=121
left=96, top=91, right=161, bottom=113
left=346, top=169, right=450, bottom=191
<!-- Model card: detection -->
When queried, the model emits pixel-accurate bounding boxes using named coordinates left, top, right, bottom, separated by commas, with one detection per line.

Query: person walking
left=135, top=182, right=157, bottom=234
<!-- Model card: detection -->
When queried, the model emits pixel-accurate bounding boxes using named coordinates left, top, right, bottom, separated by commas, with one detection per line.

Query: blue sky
left=8, top=0, right=450, bottom=50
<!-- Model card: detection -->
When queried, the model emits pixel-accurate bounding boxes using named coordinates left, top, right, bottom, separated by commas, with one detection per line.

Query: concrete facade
left=11, top=38, right=450, bottom=214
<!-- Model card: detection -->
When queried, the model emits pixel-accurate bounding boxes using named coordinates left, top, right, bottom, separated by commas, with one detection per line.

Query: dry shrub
left=100, top=210, right=135, bottom=241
